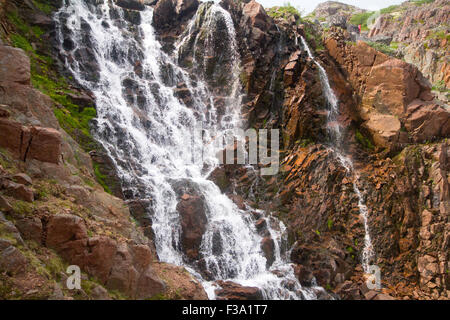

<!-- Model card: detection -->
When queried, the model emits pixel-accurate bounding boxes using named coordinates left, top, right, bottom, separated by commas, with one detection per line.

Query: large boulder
left=325, top=29, right=450, bottom=148
left=152, top=0, right=199, bottom=31
left=0, top=119, right=62, bottom=164
left=176, top=194, right=207, bottom=260
left=46, top=214, right=88, bottom=250
left=215, top=280, right=263, bottom=300
left=114, top=0, right=146, bottom=11
left=0, top=45, right=30, bottom=85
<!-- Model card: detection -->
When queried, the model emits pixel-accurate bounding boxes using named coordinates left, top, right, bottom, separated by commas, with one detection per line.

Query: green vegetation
left=355, top=129, right=375, bottom=151
left=366, top=41, right=398, bottom=57
left=432, top=80, right=449, bottom=93
left=426, top=30, right=450, bottom=41
left=267, top=3, right=302, bottom=22
left=32, top=0, right=57, bottom=15
left=4, top=6, right=115, bottom=194
left=412, top=0, right=435, bottom=5
left=349, top=11, right=374, bottom=31
left=380, top=5, right=400, bottom=14
left=93, top=163, right=112, bottom=194
left=5, top=7, right=97, bottom=152
left=327, top=219, right=333, bottom=230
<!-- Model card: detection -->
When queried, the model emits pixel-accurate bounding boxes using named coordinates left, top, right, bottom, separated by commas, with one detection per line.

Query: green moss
left=349, top=12, right=374, bottom=31
left=32, top=0, right=57, bottom=15
left=93, top=163, right=112, bottom=194
left=432, top=80, right=449, bottom=93
left=5, top=7, right=97, bottom=153
left=366, top=41, right=397, bottom=57
left=10, top=34, right=33, bottom=52
left=148, top=293, right=169, bottom=300
left=267, top=3, right=302, bottom=22
left=12, top=201, right=34, bottom=216
left=412, top=0, right=435, bottom=5
left=355, top=129, right=375, bottom=151
left=380, top=5, right=400, bottom=14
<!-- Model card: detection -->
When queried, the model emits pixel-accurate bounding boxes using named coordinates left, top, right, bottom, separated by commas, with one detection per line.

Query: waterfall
left=55, top=0, right=324, bottom=300
left=300, top=36, right=375, bottom=273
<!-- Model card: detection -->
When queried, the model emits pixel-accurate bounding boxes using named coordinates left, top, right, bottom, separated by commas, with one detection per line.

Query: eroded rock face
left=325, top=29, right=449, bottom=148
left=367, top=0, right=449, bottom=88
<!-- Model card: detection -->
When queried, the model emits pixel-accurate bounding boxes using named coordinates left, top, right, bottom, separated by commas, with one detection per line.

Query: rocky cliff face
left=0, top=0, right=206, bottom=300
left=367, top=0, right=449, bottom=100
left=0, top=0, right=449, bottom=300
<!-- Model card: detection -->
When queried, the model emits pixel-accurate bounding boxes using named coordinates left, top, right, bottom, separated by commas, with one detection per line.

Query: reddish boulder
left=12, top=173, right=32, bottom=185
left=153, top=0, right=199, bottom=31
left=46, top=214, right=88, bottom=250
left=0, top=243, right=28, bottom=275
left=27, top=127, right=62, bottom=164
left=261, top=236, right=275, bottom=267
left=0, top=45, right=30, bottom=85
left=15, top=217, right=42, bottom=243
left=215, top=280, right=263, bottom=300
left=0, top=119, right=62, bottom=164
left=3, top=181, right=34, bottom=202
left=176, top=194, right=207, bottom=260
left=114, top=0, right=146, bottom=11
left=243, top=0, right=272, bottom=31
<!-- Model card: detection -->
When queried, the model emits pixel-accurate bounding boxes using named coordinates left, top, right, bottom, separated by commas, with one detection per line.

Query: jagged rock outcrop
left=308, top=1, right=365, bottom=27
left=366, top=0, right=449, bottom=94
left=325, top=28, right=449, bottom=149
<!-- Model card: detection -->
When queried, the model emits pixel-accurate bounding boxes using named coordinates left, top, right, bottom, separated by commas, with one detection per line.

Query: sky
left=257, top=0, right=406, bottom=15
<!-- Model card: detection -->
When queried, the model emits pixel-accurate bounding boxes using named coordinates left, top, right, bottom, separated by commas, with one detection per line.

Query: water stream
left=55, top=0, right=324, bottom=299
left=300, top=36, right=375, bottom=273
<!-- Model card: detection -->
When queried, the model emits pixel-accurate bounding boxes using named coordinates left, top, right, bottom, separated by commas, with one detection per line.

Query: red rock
left=46, top=214, right=88, bottom=250
left=114, top=0, right=146, bottom=11
left=243, top=0, right=272, bottom=31
left=0, top=195, right=13, bottom=212
left=27, top=127, right=62, bottom=164
left=261, top=236, right=275, bottom=267
left=0, top=45, right=30, bottom=85
left=15, top=217, right=42, bottom=243
left=0, top=119, right=62, bottom=163
left=0, top=244, right=28, bottom=275
left=176, top=195, right=207, bottom=260
left=13, top=173, right=32, bottom=185
left=3, top=181, right=34, bottom=202
left=215, top=280, right=263, bottom=300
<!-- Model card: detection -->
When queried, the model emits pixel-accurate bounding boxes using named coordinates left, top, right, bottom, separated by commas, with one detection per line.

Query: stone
left=12, top=173, right=32, bottom=185
left=26, top=127, right=62, bottom=164
left=15, top=217, right=42, bottom=243
left=0, top=245, right=27, bottom=275
left=115, top=0, right=146, bottom=11
left=294, top=264, right=314, bottom=286
left=176, top=194, right=207, bottom=260
left=0, top=195, right=13, bottom=212
left=153, top=0, right=199, bottom=30
left=46, top=214, right=88, bottom=250
left=0, top=120, right=62, bottom=164
left=243, top=0, right=272, bottom=31
left=0, top=45, right=30, bottom=85
left=3, top=181, right=34, bottom=202
left=215, top=280, right=263, bottom=300
left=261, top=236, right=275, bottom=267
left=91, top=285, right=112, bottom=300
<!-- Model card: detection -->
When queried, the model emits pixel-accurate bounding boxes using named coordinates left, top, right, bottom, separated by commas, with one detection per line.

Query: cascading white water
left=55, top=0, right=324, bottom=299
left=300, top=36, right=375, bottom=273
